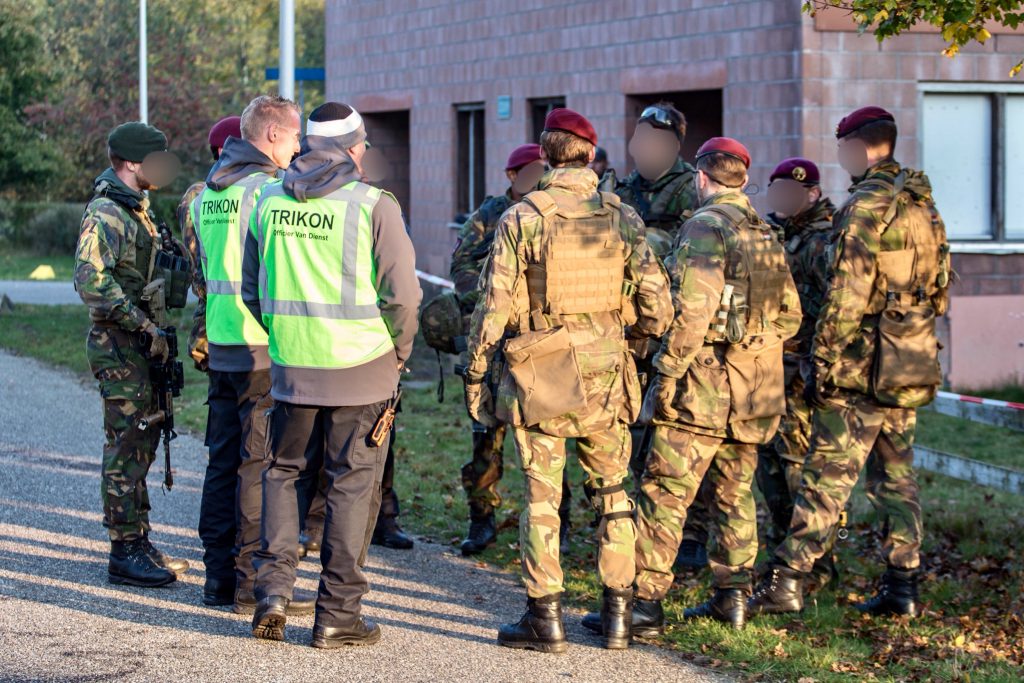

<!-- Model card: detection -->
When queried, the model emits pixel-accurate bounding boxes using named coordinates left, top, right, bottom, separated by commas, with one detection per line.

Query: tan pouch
left=724, top=335, right=786, bottom=422
left=504, top=326, right=588, bottom=426
left=876, top=248, right=915, bottom=293
left=873, top=305, right=941, bottom=407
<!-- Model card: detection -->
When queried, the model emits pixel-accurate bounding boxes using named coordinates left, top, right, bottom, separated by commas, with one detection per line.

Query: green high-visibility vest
left=191, top=172, right=271, bottom=347
left=254, top=180, right=394, bottom=369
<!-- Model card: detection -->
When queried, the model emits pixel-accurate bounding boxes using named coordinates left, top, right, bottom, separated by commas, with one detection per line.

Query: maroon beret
left=543, top=108, right=598, bottom=146
left=835, top=106, right=895, bottom=139
left=208, top=116, right=242, bottom=149
left=770, top=157, right=820, bottom=185
left=505, top=143, right=543, bottom=171
left=696, top=137, right=751, bottom=168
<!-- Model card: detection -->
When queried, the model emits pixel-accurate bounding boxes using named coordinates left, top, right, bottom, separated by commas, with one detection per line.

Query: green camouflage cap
left=107, top=122, right=168, bottom=162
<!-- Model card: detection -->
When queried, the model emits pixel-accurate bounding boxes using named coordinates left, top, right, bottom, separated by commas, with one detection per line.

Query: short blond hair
left=540, top=130, right=593, bottom=167
left=696, top=153, right=747, bottom=188
left=240, top=95, right=299, bottom=141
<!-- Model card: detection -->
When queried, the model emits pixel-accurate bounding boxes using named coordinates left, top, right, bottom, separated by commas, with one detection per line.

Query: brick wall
left=325, top=0, right=806, bottom=275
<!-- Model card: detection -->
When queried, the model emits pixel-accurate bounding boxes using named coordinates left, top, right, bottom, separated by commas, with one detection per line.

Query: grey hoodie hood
left=282, top=135, right=362, bottom=202
left=205, top=137, right=280, bottom=191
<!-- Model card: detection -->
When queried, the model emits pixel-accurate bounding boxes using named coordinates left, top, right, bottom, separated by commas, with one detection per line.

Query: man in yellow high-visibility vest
left=184, top=96, right=320, bottom=615
left=242, top=101, right=421, bottom=649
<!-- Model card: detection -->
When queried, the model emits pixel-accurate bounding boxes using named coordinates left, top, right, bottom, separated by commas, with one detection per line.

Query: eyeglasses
left=638, top=105, right=677, bottom=131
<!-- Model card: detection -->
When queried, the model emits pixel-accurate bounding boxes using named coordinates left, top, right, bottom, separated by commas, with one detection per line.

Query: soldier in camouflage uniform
left=614, top=102, right=711, bottom=570
left=450, top=143, right=574, bottom=556
left=610, top=138, right=801, bottom=634
left=75, top=122, right=189, bottom=587
left=464, top=109, right=672, bottom=652
left=756, top=157, right=841, bottom=594
left=750, top=107, right=951, bottom=620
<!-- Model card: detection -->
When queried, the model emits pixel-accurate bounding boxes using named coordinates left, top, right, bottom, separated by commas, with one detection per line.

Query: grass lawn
left=0, top=248, right=77, bottom=281
left=1, top=303, right=1022, bottom=681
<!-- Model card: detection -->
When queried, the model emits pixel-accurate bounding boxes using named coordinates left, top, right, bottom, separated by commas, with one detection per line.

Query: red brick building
left=324, top=0, right=1024, bottom=389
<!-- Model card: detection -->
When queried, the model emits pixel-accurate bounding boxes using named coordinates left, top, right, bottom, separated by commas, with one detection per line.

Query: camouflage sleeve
left=177, top=182, right=207, bottom=301
left=466, top=208, right=525, bottom=379
left=653, top=218, right=726, bottom=378
left=450, top=209, right=487, bottom=305
left=812, top=201, right=880, bottom=364
left=773, top=264, right=802, bottom=342
left=74, top=203, right=148, bottom=331
left=620, top=203, right=672, bottom=338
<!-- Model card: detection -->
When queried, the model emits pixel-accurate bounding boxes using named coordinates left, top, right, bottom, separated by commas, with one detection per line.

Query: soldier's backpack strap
left=699, top=203, right=749, bottom=230
left=880, top=170, right=907, bottom=231
left=522, top=189, right=558, bottom=220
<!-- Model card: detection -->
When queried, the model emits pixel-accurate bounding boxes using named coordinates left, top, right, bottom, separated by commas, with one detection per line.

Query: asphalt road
left=0, top=280, right=81, bottom=306
left=0, top=350, right=727, bottom=683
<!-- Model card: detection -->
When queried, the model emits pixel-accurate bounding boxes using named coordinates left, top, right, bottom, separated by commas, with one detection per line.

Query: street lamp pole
left=139, top=0, right=148, bottom=123
left=279, top=0, right=295, bottom=101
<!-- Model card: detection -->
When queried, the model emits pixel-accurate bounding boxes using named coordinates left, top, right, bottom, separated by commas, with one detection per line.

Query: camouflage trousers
left=510, top=422, right=634, bottom=598
left=461, top=423, right=572, bottom=518
left=775, top=392, right=921, bottom=573
left=636, top=426, right=758, bottom=598
left=86, top=325, right=160, bottom=542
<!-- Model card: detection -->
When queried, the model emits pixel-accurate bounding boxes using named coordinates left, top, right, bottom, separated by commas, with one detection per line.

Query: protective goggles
left=638, top=106, right=678, bottom=131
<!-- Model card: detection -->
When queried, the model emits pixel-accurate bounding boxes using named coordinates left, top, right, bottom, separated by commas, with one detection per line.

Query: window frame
left=455, top=102, right=487, bottom=215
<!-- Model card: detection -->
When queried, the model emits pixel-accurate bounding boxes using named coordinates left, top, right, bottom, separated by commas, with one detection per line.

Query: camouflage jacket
left=75, top=168, right=162, bottom=331
left=812, top=159, right=945, bottom=396
left=178, top=180, right=207, bottom=348
left=466, top=167, right=673, bottom=436
left=767, top=196, right=838, bottom=367
left=615, top=158, right=699, bottom=259
left=450, top=190, right=514, bottom=316
left=654, top=190, right=802, bottom=442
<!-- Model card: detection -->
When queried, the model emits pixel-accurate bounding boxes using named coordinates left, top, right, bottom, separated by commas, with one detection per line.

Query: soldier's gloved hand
left=188, top=319, right=209, bottom=372
left=140, top=320, right=170, bottom=363
left=463, top=376, right=498, bottom=428
left=652, top=373, right=679, bottom=421
left=803, top=360, right=830, bottom=409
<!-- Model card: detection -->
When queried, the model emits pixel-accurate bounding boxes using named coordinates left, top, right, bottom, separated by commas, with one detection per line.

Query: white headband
left=306, top=110, right=363, bottom=138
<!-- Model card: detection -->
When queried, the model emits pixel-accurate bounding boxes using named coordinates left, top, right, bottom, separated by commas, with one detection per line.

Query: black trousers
left=254, top=400, right=389, bottom=626
left=198, top=369, right=273, bottom=589
left=304, top=427, right=399, bottom=534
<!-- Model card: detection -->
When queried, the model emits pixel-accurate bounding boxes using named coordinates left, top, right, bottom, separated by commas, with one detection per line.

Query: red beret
left=696, top=137, right=751, bottom=169
left=543, top=108, right=597, bottom=146
left=208, top=116, right=242, bottom=149
left=770, top=157, right=820, bottom=185
left=835, top=106, right=895, bottom=139
left=505, top=143, right=542, bottom=171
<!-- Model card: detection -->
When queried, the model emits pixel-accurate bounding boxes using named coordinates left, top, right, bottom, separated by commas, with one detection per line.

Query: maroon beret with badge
left=543, top=108, right=598, bottom=146
left=505, top=143, right=543, bottom=171
left=835, top=106, right=895, bottom=139
left=208, top=116, right=242, bottom=149
left=696, top=137, right=751, bottom=168
left=770, top=157, right=820, bottom=185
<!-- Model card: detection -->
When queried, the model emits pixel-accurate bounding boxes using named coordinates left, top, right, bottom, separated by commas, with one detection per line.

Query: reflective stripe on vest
left=192, top=173, right=271, bottom=347
left=255, top=180, right=394, bottom=369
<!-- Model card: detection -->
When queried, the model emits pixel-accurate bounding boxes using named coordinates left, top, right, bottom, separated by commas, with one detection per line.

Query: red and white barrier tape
left=416, top=269, right=454, bottom=290
left=935, top=391, right=1024, bottom=412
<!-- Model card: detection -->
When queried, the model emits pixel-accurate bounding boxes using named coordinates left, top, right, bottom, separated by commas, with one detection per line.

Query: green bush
left=1, top=202, right=87, bottom=256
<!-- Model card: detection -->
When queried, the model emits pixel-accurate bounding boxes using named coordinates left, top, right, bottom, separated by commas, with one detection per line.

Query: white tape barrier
left=916, top=446, right=1024, bottom=495
left=927, top=391, right=1024, bottom=432
left=416, top=269, right=454, bottom=290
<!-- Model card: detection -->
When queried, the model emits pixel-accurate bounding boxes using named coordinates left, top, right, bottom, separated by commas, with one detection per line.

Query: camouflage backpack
left=419, top=291, right=467, bottom=355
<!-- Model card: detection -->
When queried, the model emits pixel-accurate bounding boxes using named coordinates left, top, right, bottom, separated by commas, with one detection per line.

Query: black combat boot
left=251, top=596, right=289, bottom=640
left=108, top=539, right=176, bottom=588
left=311, top=618, right=382, bottom=648
left=497, top=593, right=568, bottom=653
left=234, top=588, right=317, bottom=616
left=854, top=567, right=919, bottom=618
left=300, top=527, right=323, bottom=555
left=600, top=587, right=633, bottom=649
left=683, top=587, right=748, bottom=630
left=586, top=597, right=665, bottom=638
left=674, top=539, right=709, bottom=571
left=372, top=515, right=414, bottom=550
left=748, top=564, right=804, bottom=616
left=140, top=535, right=189, bottom=575
left=460, top=510, right=497, bottom=556
left=203, top=577, right=236, bottom=606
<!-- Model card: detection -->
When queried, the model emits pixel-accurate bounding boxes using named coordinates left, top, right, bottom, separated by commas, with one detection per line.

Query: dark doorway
left=624, top=90, right=723, bottom=170
left=455, top=103, right=487, bottom=214
left=362, top=110, right=411, bottom=218
left=529, top=96, right=566, bottom=144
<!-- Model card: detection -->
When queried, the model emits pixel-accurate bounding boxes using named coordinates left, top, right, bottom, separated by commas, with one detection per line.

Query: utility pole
left=139, top=0, right=148, bottom=123
left=279, top=0, right=295, bottom=101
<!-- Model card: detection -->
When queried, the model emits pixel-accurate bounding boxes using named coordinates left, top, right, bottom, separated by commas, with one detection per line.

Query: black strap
left=435, top=350, right=445, bottom=403
left=593, top=482, right=626, bottom=496
left=603, top=510, right=634, bottom=521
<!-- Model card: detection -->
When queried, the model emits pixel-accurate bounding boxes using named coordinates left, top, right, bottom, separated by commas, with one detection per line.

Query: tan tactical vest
left=698, top=203, right=791, bottom=343
left=107, top=202, right=159, bottom=307
left=868, top=171, right=952, bottom=317
left=522, top=189, right=627, bottom=319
